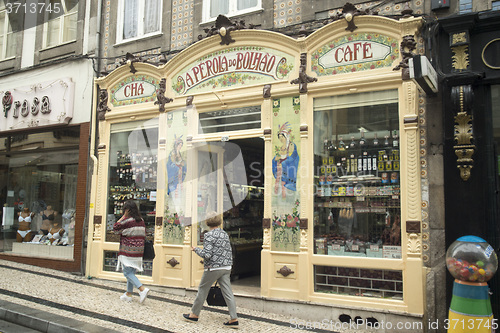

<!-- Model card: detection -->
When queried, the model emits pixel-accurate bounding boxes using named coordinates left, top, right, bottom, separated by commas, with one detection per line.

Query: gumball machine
left=446, top=236, right=498, bottom=333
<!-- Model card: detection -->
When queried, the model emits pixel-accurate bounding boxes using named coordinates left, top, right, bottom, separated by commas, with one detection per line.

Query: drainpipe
left=85, top=0, right=103, bottom=277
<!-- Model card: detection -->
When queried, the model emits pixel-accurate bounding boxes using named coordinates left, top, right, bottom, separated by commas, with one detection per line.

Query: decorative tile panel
left=171, top=0, right=194, bottom=50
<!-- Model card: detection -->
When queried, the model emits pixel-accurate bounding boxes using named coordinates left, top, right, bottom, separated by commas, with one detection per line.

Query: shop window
left=0, top=1, right=16, bottom=60
left=43, top=0, right=78, bottom=48
left=103, top=251, right=153, bottom=276
left=116, top=0, right=161, bottom=44
left=199, top=106, right=261, bottom=134
left=313, top=90, right=401, bottom=259
left=202, top=0, right=261, bottom=23
left=314, top=265, right=403, bottom=299
left=0, top=128, right=80, bottom=259
left=107, top=119, right=158, bottom=244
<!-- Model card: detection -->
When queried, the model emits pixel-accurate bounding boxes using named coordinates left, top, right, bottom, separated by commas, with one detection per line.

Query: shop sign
left=110, top=75, right=158, bottom=107
left=311, top=33, right=399, bottom=76
left=172, top=46, right=295, bottom=96
left=0, top=77, right=74, bottom=132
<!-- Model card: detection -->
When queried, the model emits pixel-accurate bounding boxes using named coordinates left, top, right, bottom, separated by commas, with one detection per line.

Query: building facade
left=0, top=0, right=97, bottom=272
left=87, top=0, right=445, bottom=329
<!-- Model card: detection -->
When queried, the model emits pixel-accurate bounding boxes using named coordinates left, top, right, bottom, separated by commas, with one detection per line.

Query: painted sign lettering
left=172, top=46, right=294, bottom=96
left=110, top=75, right=158, bottom=107
left=311, top=33, right=399, bottom=76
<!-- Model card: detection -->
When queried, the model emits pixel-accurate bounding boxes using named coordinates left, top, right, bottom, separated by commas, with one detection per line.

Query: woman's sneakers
left=139, top=288, right=150, bottom=303
left=223, top=320, right=239, bottom=329
left=120, top=293, right=132, bottom=302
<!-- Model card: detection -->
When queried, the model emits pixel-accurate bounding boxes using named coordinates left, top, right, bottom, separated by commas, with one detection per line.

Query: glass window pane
left=0, top=128, right=80, bottom=259
left=211, top=0, right=229, bottom=17
left=237, top=0, right=257, bottom=10
left=46, top=19, right=60, bottom=47
left=5, top=33, right=14, bottom=58
left=313, top=90, right=401, bottom=259
left=0, top=12, right=5, bottom=35
left=62, top=12, right=77, bottom=42
left=199, top=106, right=261, bottom=134
left=65, top=0, right=78, bottom=13
left=197, top=149, right=219, bottom=245
left=123, top=0, right=138, bottom=39
left=107, top=119, right=158, bottom=243
left=144, top=0, right=160, bottom=34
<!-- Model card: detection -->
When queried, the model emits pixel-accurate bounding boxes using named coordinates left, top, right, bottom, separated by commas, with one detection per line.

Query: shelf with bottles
left=113, top=151, right=158, bottom=186
left=319, top=130, right=400, bottom=180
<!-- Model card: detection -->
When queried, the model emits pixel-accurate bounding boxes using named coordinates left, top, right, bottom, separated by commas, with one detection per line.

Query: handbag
left=143, top=239, right=155, bottom=260
left=206, top=282, right=226, bottom=306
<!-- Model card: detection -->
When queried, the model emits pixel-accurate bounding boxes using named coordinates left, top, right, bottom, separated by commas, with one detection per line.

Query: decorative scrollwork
left=155, top=78, right=173, bottom=112
left=452, top=85, right=475, bottom=181
left=97, top=89, right=111, bottom=120
left=198, top=15, right=255, bottom=44
left=277, top=265, right=294, bottom=277
left=393, top=35, right=417, bottom=79
left=167, top=257, right=180, bottom=267
left=290, top=53, right=317, bottom=94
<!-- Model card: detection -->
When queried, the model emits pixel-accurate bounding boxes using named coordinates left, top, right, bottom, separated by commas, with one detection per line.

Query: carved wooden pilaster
left=452, top=85, right=475, bottom=181
left=263, top=228, right=270, bottom=249
left=96, top=144, right=107, bottom=216
left=183, top=226, right=191, bottom=245
left=93, top=215, right=102, bottom=240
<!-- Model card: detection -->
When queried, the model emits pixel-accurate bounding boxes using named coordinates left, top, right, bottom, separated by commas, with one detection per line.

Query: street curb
left=0, top=299, right=120, bottom=333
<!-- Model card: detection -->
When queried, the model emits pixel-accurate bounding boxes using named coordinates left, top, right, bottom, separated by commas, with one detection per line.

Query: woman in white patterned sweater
left=183, top=212, right=239, bottom=329
left=113, top=200, right=150, bottom=304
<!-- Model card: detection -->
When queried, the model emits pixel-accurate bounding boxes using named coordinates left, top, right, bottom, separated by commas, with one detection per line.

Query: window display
left=313, top=90, right=401, bottom=258
left=0, top=127, right=80, bottom=259
left=107, top=119, right=158, bottom=245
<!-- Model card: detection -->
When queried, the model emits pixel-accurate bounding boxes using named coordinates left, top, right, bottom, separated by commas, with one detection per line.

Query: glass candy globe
left=446, top=236, right=498, bottom=283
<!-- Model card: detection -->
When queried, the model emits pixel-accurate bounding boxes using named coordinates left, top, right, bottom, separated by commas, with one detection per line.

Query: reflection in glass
left=107, top=119, right=158, bottom=244
left=313, top=90, right=401, bottom=259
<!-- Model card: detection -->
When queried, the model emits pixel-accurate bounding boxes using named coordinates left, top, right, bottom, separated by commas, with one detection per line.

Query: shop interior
left=223, top=137, right=264, bottom=291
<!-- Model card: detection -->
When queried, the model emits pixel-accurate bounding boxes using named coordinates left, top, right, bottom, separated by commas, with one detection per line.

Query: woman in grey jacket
left=183, top=213, right=238, bottom=328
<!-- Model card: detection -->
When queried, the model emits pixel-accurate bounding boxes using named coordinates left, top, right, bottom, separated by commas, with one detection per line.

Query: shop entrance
left=225, top=138, right=264, bottom=293
left=192, top=137, right=264, bottom=293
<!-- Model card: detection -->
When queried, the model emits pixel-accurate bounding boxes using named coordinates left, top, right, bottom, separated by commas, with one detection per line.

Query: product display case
left=106, top=121, right=158, bottom=243
left=223, top=186, right=263, bottom=278
left=313, top=90, right=401, bottom=259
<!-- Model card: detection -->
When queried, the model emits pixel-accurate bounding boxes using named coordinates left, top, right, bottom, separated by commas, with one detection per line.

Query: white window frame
left=202, top=0, right=263, bottom=24
left=0, top=2, right=15, bottom=60
left=42, top=0, right=78, bottom=49
left=116, top=0, right=163, bottom=45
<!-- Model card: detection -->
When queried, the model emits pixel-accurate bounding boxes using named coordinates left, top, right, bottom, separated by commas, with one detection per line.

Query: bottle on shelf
left=371, top=133, right=379, bottom=173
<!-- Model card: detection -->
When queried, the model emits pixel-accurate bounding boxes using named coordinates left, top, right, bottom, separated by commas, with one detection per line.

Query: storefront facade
left=88, top=12, right=429, bottom=325
left=0, top=59, right=93, bottom=271
left=437, top=10, right=500, bottom=319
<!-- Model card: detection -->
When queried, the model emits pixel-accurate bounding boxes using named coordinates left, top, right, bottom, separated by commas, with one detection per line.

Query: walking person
left=113, top=200, right=150, bottom=303
left=183, top=212, right=239, bottom=328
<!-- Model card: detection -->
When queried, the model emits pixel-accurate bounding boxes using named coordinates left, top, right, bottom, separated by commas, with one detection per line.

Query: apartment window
left=0, top=1, right=15, bottom=60
left=44, top=0, right=78, bottom=48
left=117, top=0, right=161, bottom=43
left=459, top=0, right=473, bottom=13
left=203, top=0, right=261, bottom=22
